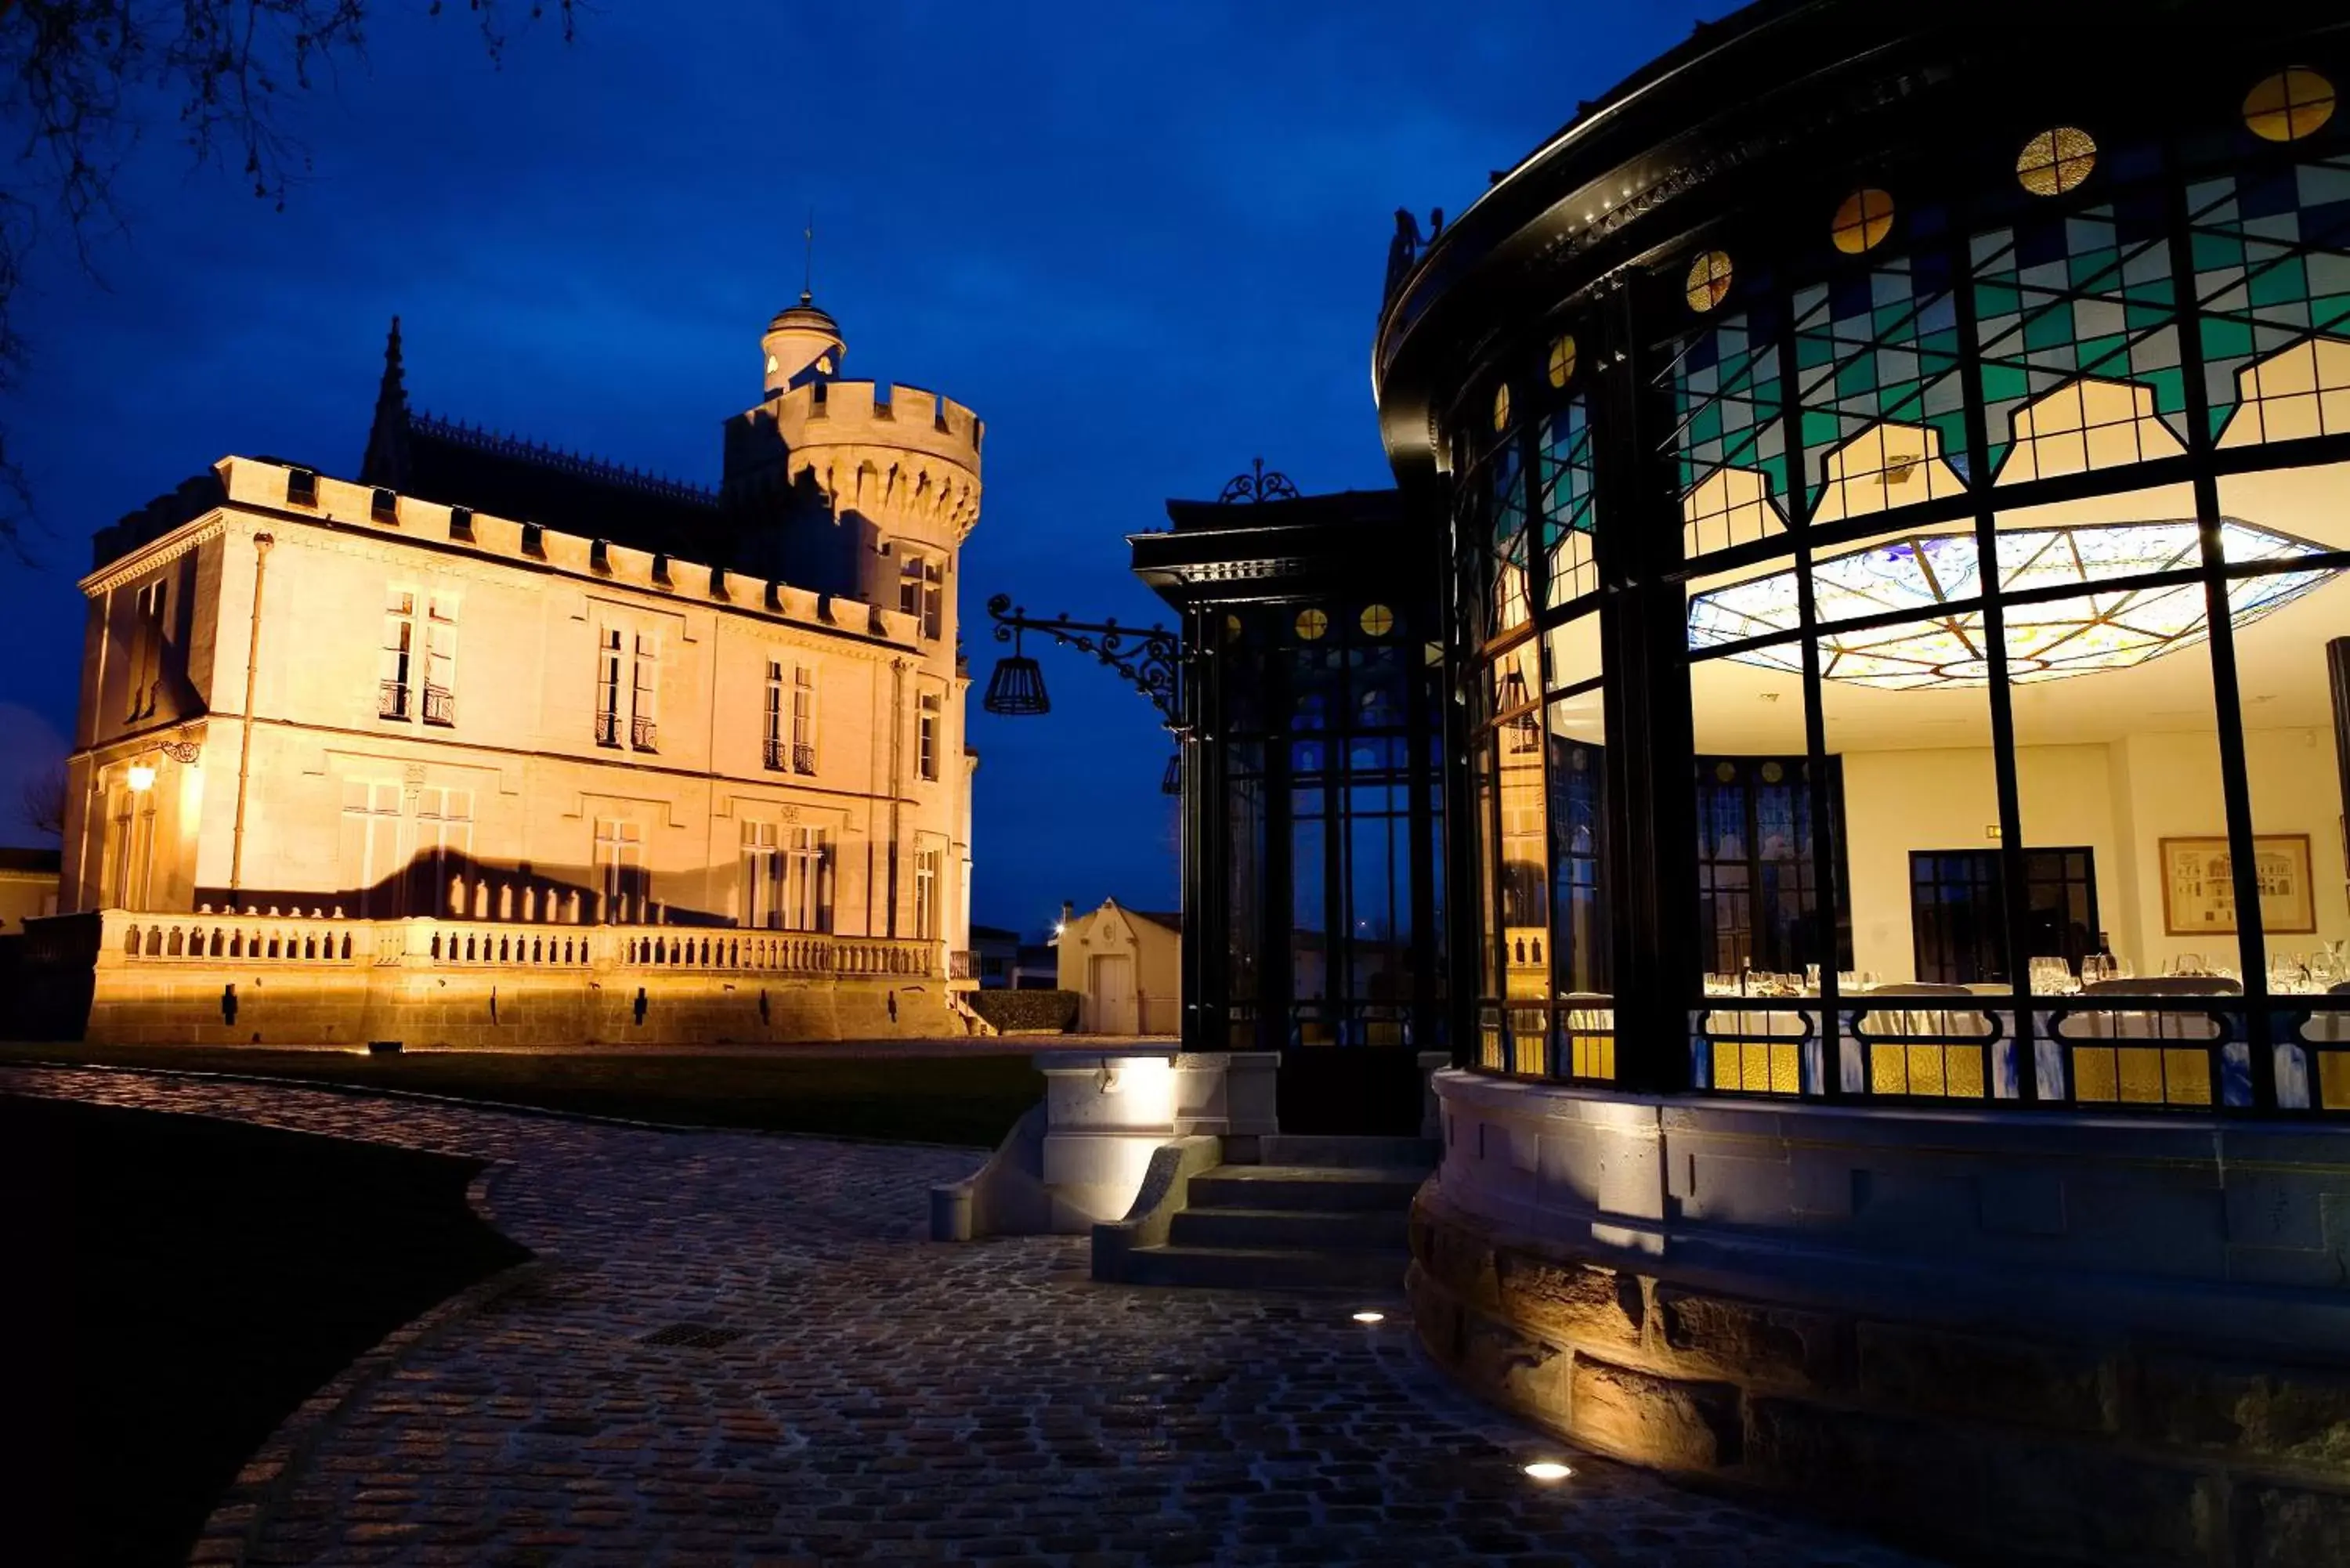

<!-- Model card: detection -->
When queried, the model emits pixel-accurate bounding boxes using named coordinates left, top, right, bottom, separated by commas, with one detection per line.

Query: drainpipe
left=228, top=532, right=275, bottom=899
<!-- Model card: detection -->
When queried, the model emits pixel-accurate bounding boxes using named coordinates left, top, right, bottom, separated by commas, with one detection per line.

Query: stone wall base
left=68, top=966, right=968, bottom=1048
left=1411, top=1181, right=2350, bottom=1568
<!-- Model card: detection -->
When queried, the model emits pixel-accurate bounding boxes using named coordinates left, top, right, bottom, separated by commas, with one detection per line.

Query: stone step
left=1119, top=1244, right=1410, bottom=1292
left=1168, top=1205, right=1409, bottom=1252
left=1185, top=1165, right=1428, bottom=1214
left=1258, top=1134, right=1441, bottom=1170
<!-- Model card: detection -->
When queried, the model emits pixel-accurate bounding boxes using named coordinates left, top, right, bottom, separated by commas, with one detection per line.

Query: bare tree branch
left=0, top=2, right=577, bottom=557
left=20, top=759, right=64, bottom=838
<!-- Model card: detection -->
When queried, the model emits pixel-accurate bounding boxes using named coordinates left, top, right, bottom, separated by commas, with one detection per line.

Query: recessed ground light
left=1351, top=1310, right=1386, bottom=1324
left=1523, top=1461, right=1574, bottom=1483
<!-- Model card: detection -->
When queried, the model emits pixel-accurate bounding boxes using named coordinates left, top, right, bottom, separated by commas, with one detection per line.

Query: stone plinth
left=1414, top=1069, right=2350, bottom=1568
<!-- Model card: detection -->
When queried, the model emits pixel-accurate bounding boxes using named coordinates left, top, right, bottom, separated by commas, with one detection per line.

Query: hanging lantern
left=1161, top=749, right=1184, bottom=796
left=982, top=625, right=1051, bottom=716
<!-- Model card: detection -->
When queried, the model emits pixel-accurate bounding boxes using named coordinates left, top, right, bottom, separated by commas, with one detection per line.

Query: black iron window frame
left=1437, top=88, right=2350, bottom=1117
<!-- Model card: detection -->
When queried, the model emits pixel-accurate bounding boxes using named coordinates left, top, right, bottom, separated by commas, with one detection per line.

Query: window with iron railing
left=631, top=633, right=658, bottom=751
left=792, top=664, right=817, bottom=772
left=763, top=659, right=786, bottom=770
left=596, top=628, right=624, bottom=746
left=380, top=589, right=415, bottom=721
left=422, top=596, right=457, bottom=726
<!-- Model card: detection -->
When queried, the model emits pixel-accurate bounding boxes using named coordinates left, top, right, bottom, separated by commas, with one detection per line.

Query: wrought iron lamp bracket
left=985, top=594, right=1188, bottom=729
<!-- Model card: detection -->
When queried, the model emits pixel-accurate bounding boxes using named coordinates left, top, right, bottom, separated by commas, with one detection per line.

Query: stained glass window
left=1487, top=443, right=1531, bottom=637
left=1548, top=334, right=1578, bottom=388
left=1794, top=254, right=1969, bottom=522
left=2018, top=127, right=2099, bottom=197
left=1686, top=520, right=2334, bottom=686
left=2192, top=150, right=2350, bottom=445
left=1971, top=192, right=2185, bottom=479
left=1538, top=397, right=1600, bottom=606
left=1687, top=251, right=1734, bottom=313
left=1493, top=382, right=1513, bottom=432
left=2244, top=68, right=2337, bottom=144
left=1665, top=302, right=1788, bottom=558
left=1832, top=189, right=1896, bottom=255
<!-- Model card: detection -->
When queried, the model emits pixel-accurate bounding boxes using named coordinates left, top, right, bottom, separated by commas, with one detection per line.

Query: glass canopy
left=1687, top=519, right=2335, bottom=688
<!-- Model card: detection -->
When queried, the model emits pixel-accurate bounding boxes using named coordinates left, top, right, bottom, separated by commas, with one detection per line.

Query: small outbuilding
left=1054, top=898, right=1180, bottom=1035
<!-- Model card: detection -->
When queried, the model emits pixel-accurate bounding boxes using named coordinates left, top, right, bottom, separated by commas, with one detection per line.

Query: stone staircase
left=1115, top=1134, right=1437, bottom=1290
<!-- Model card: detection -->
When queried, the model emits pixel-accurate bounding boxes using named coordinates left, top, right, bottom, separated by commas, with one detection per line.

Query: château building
left=36, top=297, right=986, bottom=1044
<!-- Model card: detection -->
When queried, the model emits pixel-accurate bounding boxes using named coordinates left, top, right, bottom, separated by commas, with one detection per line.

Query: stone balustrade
left=97, top=908, right=938, bottom=982
left=34, top=909, right=960, bottom=1048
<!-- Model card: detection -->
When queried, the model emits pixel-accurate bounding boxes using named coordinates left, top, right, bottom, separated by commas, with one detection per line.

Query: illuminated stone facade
left=42, top=302, right=983, bottom=1044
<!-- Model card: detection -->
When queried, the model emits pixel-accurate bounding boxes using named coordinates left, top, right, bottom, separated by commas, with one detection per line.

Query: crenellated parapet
left=728, top=378, right=983, bottom=542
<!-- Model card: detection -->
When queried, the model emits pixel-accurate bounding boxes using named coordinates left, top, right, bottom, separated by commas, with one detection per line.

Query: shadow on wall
left=718, top=429, right=878, bottom=596
left=190, top=850, right=756, bottom=930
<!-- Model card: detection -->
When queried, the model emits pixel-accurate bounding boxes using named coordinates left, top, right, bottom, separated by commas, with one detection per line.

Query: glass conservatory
left=1379, top=9, right=2350, bottom=1118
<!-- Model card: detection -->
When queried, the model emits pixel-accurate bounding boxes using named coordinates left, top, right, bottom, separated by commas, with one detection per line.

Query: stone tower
left=722, top=294, right=982, bottom=659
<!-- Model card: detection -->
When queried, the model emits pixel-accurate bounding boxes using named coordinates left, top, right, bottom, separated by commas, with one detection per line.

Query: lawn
left=0, top=1095, right=530, bottom=1567
left=0, top=1042, right=1047, bottom=1147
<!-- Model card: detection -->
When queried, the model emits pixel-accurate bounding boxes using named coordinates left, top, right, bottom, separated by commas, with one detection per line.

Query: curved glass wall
left=1444, top=55, right=2350, bottom=1114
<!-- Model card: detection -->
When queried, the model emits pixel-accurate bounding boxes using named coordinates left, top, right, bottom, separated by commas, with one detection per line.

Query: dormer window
left=287, top=468, right=319, bottom=507
left=371, top=487, right=399, bottom=524
left=449, top=506, right=475, bottom=541
left=709, top=565, right=729, bottom=599
left=652, top=552, right=674, bottom=587
left=590, top=538, right=613, bottom=573
left=521, top=522, right=546, bottom=558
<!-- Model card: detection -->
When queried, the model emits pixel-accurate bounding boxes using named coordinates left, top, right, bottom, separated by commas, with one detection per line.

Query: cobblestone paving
left=2, top=1066, right=1942, bottom=1567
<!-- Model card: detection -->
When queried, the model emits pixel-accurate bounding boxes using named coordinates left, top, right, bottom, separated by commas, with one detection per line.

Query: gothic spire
left=360, top=315, right=412, bottom=487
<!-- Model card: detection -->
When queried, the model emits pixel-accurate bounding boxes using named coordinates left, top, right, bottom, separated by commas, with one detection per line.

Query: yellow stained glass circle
left=1685, top=251, right=1734, bottom=313
left=1359, top=603, right=1395, bottom=638
left=1547, top=334, right=1578, bottom=388
left=2016, top=127, right=2097, bottom=197
left=1492, top=382, right=1513, bottom=432
left=2245, top=67, right=2337, bottom=143
left=1296, top=608, right=1329, bottom=641
left=1831, top=188, right=1896, bottom=255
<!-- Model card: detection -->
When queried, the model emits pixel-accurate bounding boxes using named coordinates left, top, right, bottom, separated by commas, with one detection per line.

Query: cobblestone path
left=2, top=1066, right=1939, bottom=1567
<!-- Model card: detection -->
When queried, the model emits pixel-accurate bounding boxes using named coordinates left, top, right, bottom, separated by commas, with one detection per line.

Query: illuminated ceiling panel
left=1687, top=520, right=2334, bottom=688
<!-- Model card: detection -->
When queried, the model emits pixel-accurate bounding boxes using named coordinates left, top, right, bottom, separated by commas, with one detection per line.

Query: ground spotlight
left=1522, top=1461, right=1573, bottom=1483
left=1350, top=1310, right=1385, bottom=1324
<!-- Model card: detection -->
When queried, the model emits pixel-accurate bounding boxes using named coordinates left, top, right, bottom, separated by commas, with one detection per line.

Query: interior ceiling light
left=1687, top=519, right=2333, bottom=688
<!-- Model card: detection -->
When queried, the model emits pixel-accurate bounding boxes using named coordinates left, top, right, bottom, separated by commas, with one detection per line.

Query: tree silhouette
left=0, top=1, right=577, bottom=554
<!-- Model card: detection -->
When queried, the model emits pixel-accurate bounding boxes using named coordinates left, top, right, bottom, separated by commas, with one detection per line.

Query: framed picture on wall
left=2159, top=834, right=2318, bottom=936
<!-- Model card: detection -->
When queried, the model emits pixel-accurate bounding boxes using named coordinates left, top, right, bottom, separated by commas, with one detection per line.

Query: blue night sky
left=0, top=0, right=1723, bottom=938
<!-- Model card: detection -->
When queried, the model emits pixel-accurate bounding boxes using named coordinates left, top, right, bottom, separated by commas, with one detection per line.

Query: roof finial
left=801, top=208, right=815, bottom=306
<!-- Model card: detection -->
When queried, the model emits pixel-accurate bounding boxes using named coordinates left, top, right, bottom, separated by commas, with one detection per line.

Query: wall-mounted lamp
left=125, top=763, right=157, bottom=794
